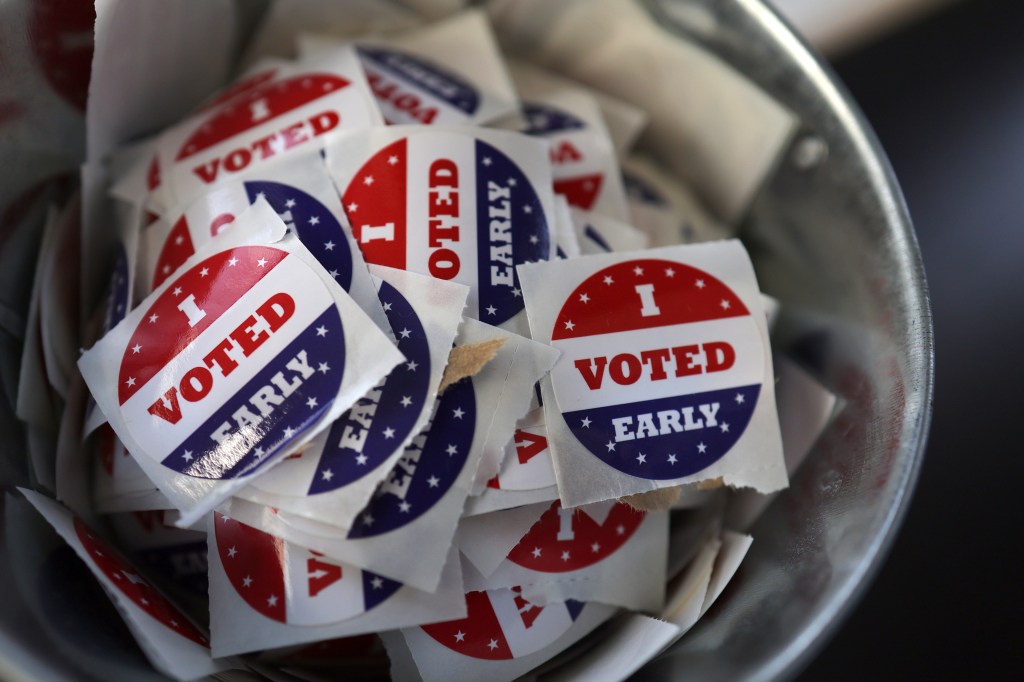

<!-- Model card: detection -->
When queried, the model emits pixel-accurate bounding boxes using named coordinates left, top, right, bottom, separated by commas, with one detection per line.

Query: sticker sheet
left=324, top=125, right=555, bottom=333
left=518, top=241, right=787, bottom=508
left=237, top=266, right=468, bottom=530
left=21, top=490, right=228, bottom=682
left=510, top=61, right=630, bottom=222
left=153, top=45, right=383, bottom=211
left=462, top=501, right=667, bottom=611
left=140, top=152, right=389, bottom=338
left=394, top=589, right=616, bottom=682
left=78, top=200, right=403, bottom=527
left=207, top=513, right=466, bottom=657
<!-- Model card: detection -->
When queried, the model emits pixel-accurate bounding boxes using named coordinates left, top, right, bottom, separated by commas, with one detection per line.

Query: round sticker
left=357, top=45, right=480, bottom=125
left=253, top=279, right=433, bottom=496
left=119, top=245, right=344, bottom=480
left=506, top=501, right=643, bottom=572
left=214, top=514, right=400, bottom=625
left=549, top=258, right=763, bottom=479
left=73, top=518, right=208, bottom=646
left=341, top=133, right=551, bottom=324
left=30, top=0, right=94, bottom=111
left=421, top=589, right=585, bottom=660
left=347, top=379, right=475, bottom=538
left=152, top=179, right=357, bottom=292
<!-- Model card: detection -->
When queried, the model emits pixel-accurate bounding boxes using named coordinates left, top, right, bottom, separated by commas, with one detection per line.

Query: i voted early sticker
left=518, top=241, right=787, bottom=508
left=79, top=201, right=403, bottom=526
left=325, top=126, right=555, bottom=331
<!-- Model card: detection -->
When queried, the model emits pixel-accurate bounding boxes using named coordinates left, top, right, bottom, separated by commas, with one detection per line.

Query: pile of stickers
left=15, top=4, right=841, bottom=681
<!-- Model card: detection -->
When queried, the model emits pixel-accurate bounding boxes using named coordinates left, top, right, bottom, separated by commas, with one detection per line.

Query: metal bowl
left=0, top=0, right=932, bottom=679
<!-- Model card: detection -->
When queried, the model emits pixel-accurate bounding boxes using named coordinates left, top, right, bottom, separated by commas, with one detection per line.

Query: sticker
left=456, top=502, right=550, bottom=579
left=518, top=241, right=787, bottom=507
left=222, top=318, right=551, bottom=592
left=463, top=501, right=667, bottom=611
left=141, top=152, right=389, bottom=335
left=510, top=61, right=630, bottom=222
left=237, top=266, right=467, bottom=531
left=325, top=126, right=554, bottom=331
left=79, top=200, right=403, bottom=526
left=207, top=513, right=466, bottom=657
left=397, top=588, right=615, bottom=682
left=20, top=490, right=228, bottom=682
left=155, top=45, right=382, bottom=210
left=108, top=511, right=209, bottom=599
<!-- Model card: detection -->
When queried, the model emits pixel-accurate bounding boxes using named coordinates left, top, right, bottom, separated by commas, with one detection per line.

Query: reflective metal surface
left=0, top=1, right=932, bottom=680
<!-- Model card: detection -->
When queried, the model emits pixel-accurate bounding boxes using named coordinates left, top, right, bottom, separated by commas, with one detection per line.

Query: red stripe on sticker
left=214, top=513, right=287, bottom=623
left=551, top=258, right=749, bottom=341
left=342, top=138, right=407, bottom=270
left=175, top=74, right=351, bottom=161
left=118, top=246, right=288, bottom=405
left=421, top=591, right=514, bottom=660
left=152, top=216, right=196, bottom=290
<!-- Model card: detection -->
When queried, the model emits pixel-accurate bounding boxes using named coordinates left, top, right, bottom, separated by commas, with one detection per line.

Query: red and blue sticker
left=548, top=258, right=763, bottom=479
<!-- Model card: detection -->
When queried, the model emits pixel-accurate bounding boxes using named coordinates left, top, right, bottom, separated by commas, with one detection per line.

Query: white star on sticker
left=616, top=524, right=625, bottom=535
left=561, top=550, right=570, bottom=561
left=720, top=422, right=730, bottom=433
left=508, top=178, right=517, bottom=187
left=455, top=630, right=466, bottom=642
left=227, top=546, right=237, bottom=558
left=324, top=240, right=335, bottom=250
left=182, top=450, right=193, bottom=461
left=257, top=257, right=268, bottom=267
left=720, top=299, right=731, bottom=310
left=581, top=416, right=592, bottom=428
left=696, top=279, right=706, bottom=289
left=382, top=302, right=392, bottom=312
left=564, top=320, right=575, bottom=330
left=371, top=577, right=384, bottom=589
left=125, top=376, right=136, bottom=387
left=488, top=639, right=499, bottom=651
left=591, top=542, right=601, bottom=553
left=172, top=287, right=182, bottom=296
left=580, top=293, right=590, bottom=303
left=668, top=454, right=678, bottom=464
left=399, top=327, right=412, bottom=339
left=175, top=235, right=184, bottom=245
left=606, top=441, right=616, bottom=451
left=452, top=407, right=465, bottom=419
left=665, top=268, right=676, bottom=277
left=512, top=287, right=522, bottom=297
left=637, top=453, right=647, bottom=464
left=446, top=444, right=458, bottom=456
left=308, top=215, right=320, bottom=226
left=383, top=427, right=395, bottom=439
left=427, top=476, right=440, bottom=488
left=307, top=397, right=318, bottom=408
left=148, top=314, right=158, bottom=323
left=697, top=442, right=707, bottom=453
left=400, top=395, right=412, bottom=407
left=485, top=305, right=497, bottom=315
left=316, top=325, right=328, bottom=337
left=362, top=513, right=374, bottom=526
left=347, top=202, right=359, bottom=213
left=356, top=454, right=368, bottom=466
left=329, top=269, right=340, bottom=278
left=735, top=393, right=745, bottom=404
left=529, top=234, right=539, bottom=244
left=267, top=595, right=278, bottom=607
left=603, top=275, right=614, bottom=285
left=363, top=175, right=375, bottom=186
left=532, top=547, right=542, bottom=558
left=242, top=576, right=253, bottom=587
left=318, top=362, right=330, bottom=374
left=283, top=426, right=296, bottom=438
left=200, top=267, right=209, bottom=277
left=524, top=204, right=533, bottom=214
left=406, top=360, right=419, bottom=371
left=254, top=447, right=265, bottom=459
left=322, top=469, right=333, bottom=481
left=399, top=501, right=411, bottom=513
left=482, top=157, right=492, bottom=166
left=633, top=266, right=644, bottom=275
left=285, top=199, right=296, bottom=208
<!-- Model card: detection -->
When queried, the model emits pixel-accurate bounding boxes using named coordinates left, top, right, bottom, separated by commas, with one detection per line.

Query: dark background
left=798, top=0, right=1024, bottom=678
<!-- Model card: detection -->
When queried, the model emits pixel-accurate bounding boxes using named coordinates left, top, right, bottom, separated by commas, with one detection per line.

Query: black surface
left=798, top=1, right=1024, bottom=679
